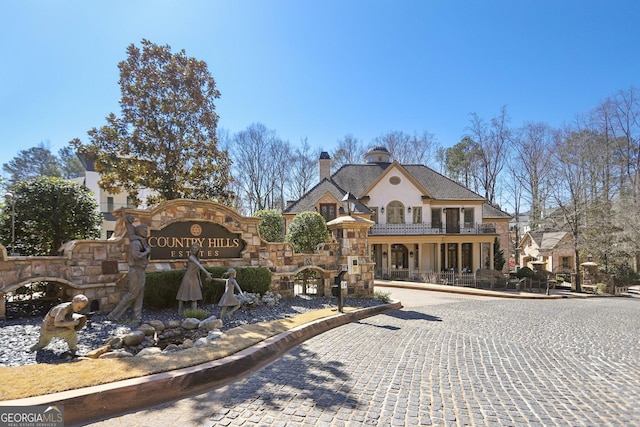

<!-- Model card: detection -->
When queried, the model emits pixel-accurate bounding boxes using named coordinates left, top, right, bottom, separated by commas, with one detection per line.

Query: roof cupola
left=364, top=146, right=392, bottom=164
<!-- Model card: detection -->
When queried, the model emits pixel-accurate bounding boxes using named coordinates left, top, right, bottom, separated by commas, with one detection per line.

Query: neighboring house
left=284, top=146, right=511, bottom=280
left=517, top=231, right=575, bottom=273
left=73, top=154, right=156, bottom=239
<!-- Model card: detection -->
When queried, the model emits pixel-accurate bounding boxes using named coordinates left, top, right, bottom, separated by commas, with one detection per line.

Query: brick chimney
left=319, top=151, right=331, bottom=182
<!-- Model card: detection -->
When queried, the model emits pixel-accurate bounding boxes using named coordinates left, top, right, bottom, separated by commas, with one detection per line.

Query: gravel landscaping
left=0, top=294, right=383, bottom=367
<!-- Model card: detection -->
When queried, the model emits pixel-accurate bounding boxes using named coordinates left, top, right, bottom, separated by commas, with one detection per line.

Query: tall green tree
left=493, top=236, right=506, bottom=271
left=58, top=146, right=85, bottom=179
left=442, top=136, right=480, bottom=189
left=2, top=142, right=61, bottom=185
left=285, top=211, right=330, bottom=253
left=72, top=39, right=232, bottom=206
left=0, top=177, right=102, bottom=256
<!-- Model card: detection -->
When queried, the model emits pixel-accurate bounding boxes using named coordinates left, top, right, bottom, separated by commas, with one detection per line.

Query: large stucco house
left=283, top=146, right=511, bottom=280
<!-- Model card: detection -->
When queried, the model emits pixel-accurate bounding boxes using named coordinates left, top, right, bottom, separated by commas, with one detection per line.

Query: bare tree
left=466, top=106, right=511, bottom=205
left=511, top=122, right=554, bottom=230
left=372, top=130, right=440, bottom=165
left=550, top=125, right=594, bottom=291
left=331, top=134, right=365, bottom=171
left=288, top=138, right=317, bottom=201
left=602, top=87, right=640, bottom=199
left=230, top=123, right=289, bottom=214
left=269, top=137, right=292, bottom=210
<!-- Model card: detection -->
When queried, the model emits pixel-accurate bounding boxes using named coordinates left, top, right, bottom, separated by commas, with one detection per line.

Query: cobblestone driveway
left=91, top=294, right=640, bottom=426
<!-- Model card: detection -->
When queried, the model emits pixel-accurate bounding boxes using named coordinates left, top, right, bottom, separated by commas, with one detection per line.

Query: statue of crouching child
left=30, top=294, right=89, bottom=358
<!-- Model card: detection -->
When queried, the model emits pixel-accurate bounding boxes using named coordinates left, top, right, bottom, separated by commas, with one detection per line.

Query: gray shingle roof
left=529, top=231, right=569, bottom=250
left=483, top=203, right=512, bottom=219
left=284, top=161, right=510, bottom=219
left=284, top=178, right=370, bottom=214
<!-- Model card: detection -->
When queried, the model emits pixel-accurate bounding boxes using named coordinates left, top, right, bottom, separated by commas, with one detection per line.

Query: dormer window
left=319, top=203, right=336, bottom=222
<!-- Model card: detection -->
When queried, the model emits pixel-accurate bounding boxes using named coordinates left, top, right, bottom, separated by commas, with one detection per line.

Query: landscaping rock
left=181, top=318, right=200, bottom=330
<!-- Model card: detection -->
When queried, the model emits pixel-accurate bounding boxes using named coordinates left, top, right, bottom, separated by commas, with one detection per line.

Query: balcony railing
left=369, top=222, right=496, bottom=235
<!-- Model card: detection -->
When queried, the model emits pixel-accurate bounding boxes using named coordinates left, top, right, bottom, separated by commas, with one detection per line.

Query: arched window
left=386, top=201, right=405, bottom=224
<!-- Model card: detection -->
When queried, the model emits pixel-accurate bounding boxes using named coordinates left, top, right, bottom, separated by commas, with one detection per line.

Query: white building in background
left=73, top=155, right=156, bottom=239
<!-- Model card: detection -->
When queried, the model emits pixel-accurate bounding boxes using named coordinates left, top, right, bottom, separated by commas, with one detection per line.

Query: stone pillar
left=326, top=215, right=375, bottom=297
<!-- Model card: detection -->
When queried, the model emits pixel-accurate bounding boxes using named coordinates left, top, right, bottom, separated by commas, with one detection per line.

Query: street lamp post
left=4, top=193, right=16, bottom=256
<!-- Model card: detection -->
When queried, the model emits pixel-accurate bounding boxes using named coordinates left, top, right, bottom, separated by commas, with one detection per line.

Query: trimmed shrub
left=254, top=209, right=285, bottom=242
left=516, top=266, right=535, bottom=279
left=285, top=211, right=330, bottom=253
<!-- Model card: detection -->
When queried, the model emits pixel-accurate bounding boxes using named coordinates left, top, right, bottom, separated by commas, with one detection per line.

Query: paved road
left=89, top=288, right=640, bottom=426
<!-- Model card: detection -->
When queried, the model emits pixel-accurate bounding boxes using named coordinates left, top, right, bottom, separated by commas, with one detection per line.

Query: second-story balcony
left=369, top=222, right=497, bottom=236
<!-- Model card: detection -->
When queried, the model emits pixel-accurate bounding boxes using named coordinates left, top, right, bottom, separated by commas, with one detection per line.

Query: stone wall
left=0, top=200, right=376, bottom=318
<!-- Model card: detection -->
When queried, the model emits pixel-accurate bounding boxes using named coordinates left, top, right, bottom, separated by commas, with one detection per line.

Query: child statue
left=30, top=294, right=89, bottom=357
left=176, top=241, right=213, bottom=312
left=218, top=268, right=245, bottom=320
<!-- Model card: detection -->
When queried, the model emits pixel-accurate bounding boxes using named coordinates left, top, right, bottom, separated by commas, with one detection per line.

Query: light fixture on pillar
left=407, top=206, right=411, bottom=213
left=409, top=251, right=414, bottom=257
left=342, top=192, right=357, bottom=216
left=380, top=207, right=385, bottom=214
left=382, top=251, right=387, bottom=258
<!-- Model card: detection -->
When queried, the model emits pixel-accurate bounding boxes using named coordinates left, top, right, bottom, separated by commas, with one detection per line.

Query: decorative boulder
left=85, top=344, right=111, bottom=359
left=106, top=336, right=123, bottom=349
left=147, top=320, right=165, bottom=332
left=137, top=324, right=156, bottom=336
left=162, top=344, right=180, bottom=353
left=166, top=320, right=181, bottom=329
left=122, top=330, right=145, bottom=346
left=207, top=330, right=224, bottom=342
left=194, top=337, right=208, bottom=347
left=182, top=318, right=200, bottom=330
left=137, top=347, right=163, bottom=357
left=182, top=339, right=194, bottom=349
left=199, top=315, right=223, bottom=331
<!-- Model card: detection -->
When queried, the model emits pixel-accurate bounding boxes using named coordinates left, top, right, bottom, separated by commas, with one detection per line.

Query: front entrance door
left=390, top=244, right=408, bottom=278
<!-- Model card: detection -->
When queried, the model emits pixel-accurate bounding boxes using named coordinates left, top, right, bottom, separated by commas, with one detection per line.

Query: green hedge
left=143, top=267, right=272, bottom=310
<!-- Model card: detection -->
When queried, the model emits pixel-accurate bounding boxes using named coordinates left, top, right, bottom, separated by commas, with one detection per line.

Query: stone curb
left=6, top=301, right=402, bottom=426
left=376, top=280, right=576, bottom=299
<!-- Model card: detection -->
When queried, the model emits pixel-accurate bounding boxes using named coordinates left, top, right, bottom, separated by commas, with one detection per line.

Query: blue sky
left=1, top=0, right=639, bottom=171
